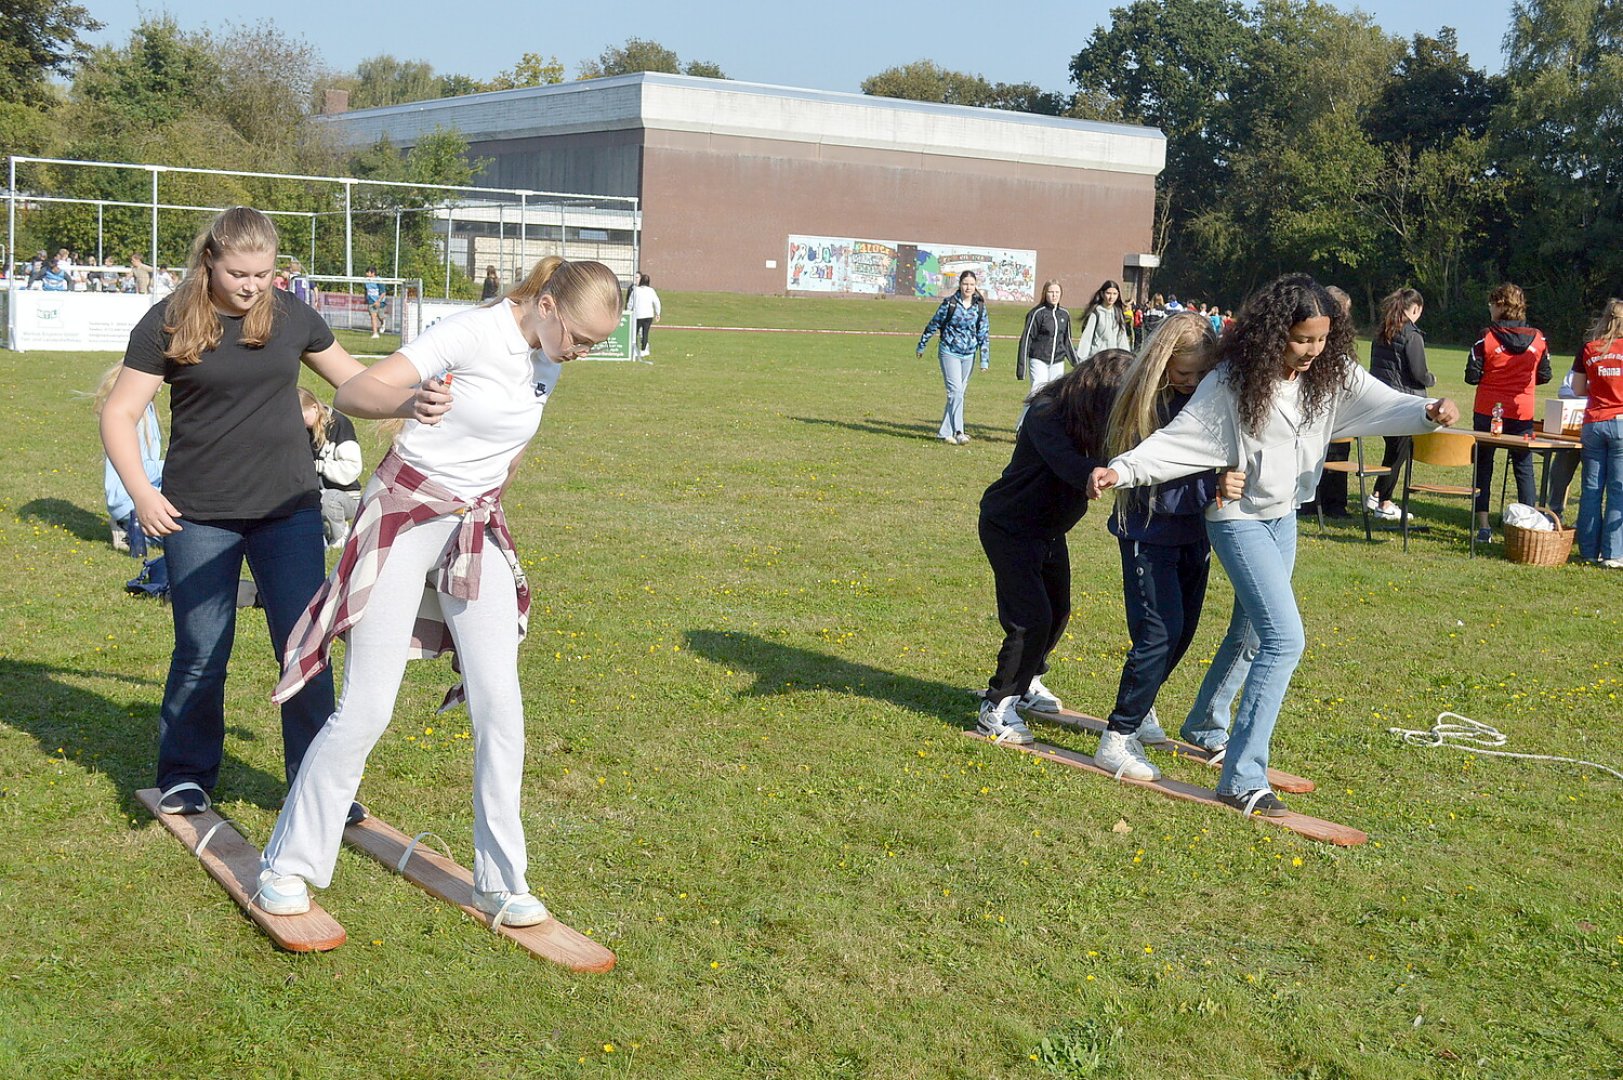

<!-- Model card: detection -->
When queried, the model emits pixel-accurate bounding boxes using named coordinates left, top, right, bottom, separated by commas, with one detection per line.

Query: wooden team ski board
left=962, top=734, right=1367, bottom=846
left=1017, top=703, right=1317, bottom=794
left=136, top=788, right=346, bottom=952
left=342, top=814, right=616, bottom=973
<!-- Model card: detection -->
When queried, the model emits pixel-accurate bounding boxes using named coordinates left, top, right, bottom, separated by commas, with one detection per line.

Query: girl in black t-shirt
left=100, top=206, right=438, bottom=819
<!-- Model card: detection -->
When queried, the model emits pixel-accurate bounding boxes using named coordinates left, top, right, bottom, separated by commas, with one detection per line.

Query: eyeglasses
left=547, top=301, right=601, bottom=358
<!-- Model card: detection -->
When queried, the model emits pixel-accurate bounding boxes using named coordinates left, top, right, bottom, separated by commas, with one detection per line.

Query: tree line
left=862, top=0, right=1621, bottom=349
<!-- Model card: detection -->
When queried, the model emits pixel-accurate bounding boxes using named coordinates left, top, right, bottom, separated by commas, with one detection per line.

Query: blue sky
left=97, top=1, right=1513, bottom=95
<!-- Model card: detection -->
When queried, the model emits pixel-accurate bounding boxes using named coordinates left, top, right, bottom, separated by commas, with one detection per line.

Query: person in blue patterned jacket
left=917, top=270, right=992, bottom=444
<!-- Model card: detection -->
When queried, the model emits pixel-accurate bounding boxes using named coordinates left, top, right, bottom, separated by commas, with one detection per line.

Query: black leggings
left=1473, top=412, right=1536, bottom=512
left=979, top=518, right=1070, bottom=703
left=636, top=318, right=653, bottom=350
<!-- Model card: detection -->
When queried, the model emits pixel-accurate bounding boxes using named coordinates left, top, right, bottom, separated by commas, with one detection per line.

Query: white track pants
left=1017, top=358, right=1069, bottom=428
left=264, top=515, right=528, bottom=893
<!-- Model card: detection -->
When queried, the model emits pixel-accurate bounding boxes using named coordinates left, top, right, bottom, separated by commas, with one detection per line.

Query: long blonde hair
left=1586, top=298, right=1623, bottom=344
left=1106, top=311, right=1217, bottom=461
left=298, top=387, right=330, bottom=451
left=92, top=363, right=159, bottom=456
left=494, top=255, right=622, bottom=323
left=163, top=207, right=280, bottom=365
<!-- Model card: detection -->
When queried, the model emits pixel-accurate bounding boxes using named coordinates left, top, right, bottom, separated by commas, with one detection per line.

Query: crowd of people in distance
left=14, top=248, right=177, bottom=295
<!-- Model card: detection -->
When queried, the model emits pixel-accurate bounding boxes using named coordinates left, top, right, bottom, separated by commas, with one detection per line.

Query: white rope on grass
left=1389, top=712, right=1623, bottom=781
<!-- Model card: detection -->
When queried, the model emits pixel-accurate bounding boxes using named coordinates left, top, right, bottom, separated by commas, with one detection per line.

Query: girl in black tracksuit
left=1015, top=280, right=1079, bottom=385
left=1367, top=288, right=1433, bottom=516
left=975, top=349, right=1134, bottom=744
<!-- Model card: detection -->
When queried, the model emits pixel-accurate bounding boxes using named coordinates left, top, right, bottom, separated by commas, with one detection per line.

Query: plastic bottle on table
left=1490, top=401, right=1503, bottom=435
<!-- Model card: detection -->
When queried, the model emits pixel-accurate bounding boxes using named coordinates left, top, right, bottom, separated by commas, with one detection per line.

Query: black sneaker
left=157, top=782, right=210, bottom=815
left=346, top=801, right=368, bottom=827
left=1218, top=788, right=1289, bottom=818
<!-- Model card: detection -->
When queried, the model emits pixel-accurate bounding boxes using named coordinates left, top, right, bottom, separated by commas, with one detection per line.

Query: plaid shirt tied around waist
left=273, top=448, right=531, bottom=712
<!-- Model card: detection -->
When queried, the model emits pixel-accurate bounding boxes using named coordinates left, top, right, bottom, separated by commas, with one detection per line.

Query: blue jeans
left=157, top=508, right=334, bottom=793
left=1106, top=538, right=1211, bottom=734
left=1577, top=417, right=1623, bottom=561
left=1183, top=514, right=1303, bottom=796
left=938, top=349, right=974, bottom=438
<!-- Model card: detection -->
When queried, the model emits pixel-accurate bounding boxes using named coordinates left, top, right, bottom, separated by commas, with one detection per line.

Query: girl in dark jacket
left=1366, top=288, right=1432, bottom=519
left=1014, top=280, right=1077, bottom=425
left=975, top=349, right=1133, bottom=744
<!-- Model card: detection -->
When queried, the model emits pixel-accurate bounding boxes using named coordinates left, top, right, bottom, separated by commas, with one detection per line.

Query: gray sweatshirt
left=1108, top=362, right=1441, bottom=522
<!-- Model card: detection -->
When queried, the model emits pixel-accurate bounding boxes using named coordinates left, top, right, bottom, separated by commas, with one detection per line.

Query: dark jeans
left=157, top=507, right=334, bottom=794
left=1106, top=537, right=1211, bottom=734
left=636, top=317, right=653, bottom=351
left=979, top=518, right=1070, bottom=703
left=1372, top=436, right=1411, bottom=503
left=1472, top=412, right=1536, bottom=513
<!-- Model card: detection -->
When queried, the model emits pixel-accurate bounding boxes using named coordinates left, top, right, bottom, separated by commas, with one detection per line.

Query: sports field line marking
left=662, top=324, right=1020, bottom=340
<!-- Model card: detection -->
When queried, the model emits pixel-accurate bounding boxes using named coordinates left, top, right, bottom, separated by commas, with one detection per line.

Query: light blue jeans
left=938, top=349, right=974, bottom=438
left=1182, top=513, right=1303, bottom=796
left=1577, top=417, right=1623, bottom=561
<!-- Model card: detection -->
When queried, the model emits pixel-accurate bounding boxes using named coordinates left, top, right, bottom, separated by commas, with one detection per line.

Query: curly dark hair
left=1028, top=347, right=1134, bottom=459
left=1220, top=274, right=1354, bottom=438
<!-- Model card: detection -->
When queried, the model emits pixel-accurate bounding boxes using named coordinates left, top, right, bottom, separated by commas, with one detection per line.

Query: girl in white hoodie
left=1090, top=275, right=1460, bottom=816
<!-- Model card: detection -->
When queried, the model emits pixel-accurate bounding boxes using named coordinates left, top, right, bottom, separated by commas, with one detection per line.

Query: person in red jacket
left=1466, top=283, right=1551, bottom=542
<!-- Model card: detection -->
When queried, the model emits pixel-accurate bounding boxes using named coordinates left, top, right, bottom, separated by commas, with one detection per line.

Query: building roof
left=319, top=72, right=1166, bottom=176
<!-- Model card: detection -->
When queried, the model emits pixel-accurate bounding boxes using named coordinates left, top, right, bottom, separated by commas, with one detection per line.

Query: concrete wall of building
left=638, top=130, right=1156, bottom=298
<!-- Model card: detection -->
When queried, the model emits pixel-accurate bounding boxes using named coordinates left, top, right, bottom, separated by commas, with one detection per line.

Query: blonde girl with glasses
left=258, top=257, right=622, bottom=925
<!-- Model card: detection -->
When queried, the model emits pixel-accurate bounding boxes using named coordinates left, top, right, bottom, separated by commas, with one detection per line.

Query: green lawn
left=0, top=292, right=1618, bottom=1079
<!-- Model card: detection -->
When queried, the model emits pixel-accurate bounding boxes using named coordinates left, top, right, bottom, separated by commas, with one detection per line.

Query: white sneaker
left=1601, top=558, right=1623, bottom=569
left=1364, top=494, right=1382, bottom=513
left=977, top=695, right=1034, bottom=745
left=1096, top=730, right=1161, bottom=781
left=253, top=867, right=310, bottom=916
left=1019, top=675, right=1062, bottom=713
left=472, top=888, right=549, bottom=927
left=110, top=524, right=130, bottom=553
left=1371, top=502, right=1404, bottom=521
left=1136, top=708, right=1168, bottom=744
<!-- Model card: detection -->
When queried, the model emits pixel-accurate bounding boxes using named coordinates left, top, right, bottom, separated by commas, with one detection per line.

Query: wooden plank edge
left=136, top=788, right=347, bottom=952
left=343, top=815, right=616, bottom=973
left=962, top=733, right=1366, bottom=847
left=1019, top=705, right=1318, bottom=794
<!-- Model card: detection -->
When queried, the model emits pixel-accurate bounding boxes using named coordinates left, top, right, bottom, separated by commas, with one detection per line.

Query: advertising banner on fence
left=787, top=235, right=1036, bottom=302
left=8, top=290, right=159, bottom=352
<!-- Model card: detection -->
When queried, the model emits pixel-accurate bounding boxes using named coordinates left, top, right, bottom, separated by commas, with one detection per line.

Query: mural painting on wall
left=787, top=235, right=1035, bottom=302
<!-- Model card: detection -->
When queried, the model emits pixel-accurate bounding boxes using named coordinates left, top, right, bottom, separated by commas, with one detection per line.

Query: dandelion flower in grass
left=1292, top=857, right=1303, bottom=867
left=710, top=961, right=720, bottom=970
left=603, top=1044, right=615, bottom=1053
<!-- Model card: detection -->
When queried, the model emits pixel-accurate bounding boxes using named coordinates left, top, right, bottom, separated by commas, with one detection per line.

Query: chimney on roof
left=321, top=89, right=350, bottom=115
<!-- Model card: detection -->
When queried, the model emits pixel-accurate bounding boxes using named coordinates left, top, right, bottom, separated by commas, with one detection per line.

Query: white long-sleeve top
left=1108, top=362, right=1441, bottom=522
left=630, top=284, right=661, bottom=320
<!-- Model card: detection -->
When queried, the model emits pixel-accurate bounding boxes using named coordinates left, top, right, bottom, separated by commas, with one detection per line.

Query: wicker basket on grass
left=1503, top=510, right=1576, bottom=566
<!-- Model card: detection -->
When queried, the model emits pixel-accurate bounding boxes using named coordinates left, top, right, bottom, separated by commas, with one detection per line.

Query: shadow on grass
left=17, top=497, right=107, bottom=544
left=683, top=629, right=974, bottom=729
left=0, top=658, right=288, bottom=826
left=790, top=415, right=1014, bottom=446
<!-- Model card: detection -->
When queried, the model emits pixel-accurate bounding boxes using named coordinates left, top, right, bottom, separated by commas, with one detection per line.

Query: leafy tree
left=70, top=17, right=221, bottom=132
left=1368, top=29, right=1502, bottom=152
left=484, top=52, right=566, bottom=92
left=578, top=37, right=728, bottom=80
left=861, top=60, right=1067, bottom=115
left=347, top=55, right=440, bottom=108
left=0, top=0, right=101, bottom=103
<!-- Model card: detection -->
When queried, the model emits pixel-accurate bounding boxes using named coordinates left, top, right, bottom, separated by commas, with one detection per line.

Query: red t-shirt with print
left=1574, top=337, right=1623, bottom=424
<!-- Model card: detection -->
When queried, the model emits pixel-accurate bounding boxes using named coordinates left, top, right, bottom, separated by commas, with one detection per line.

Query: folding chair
left=1318, top=437, right=1389, bottom=542
left=1399, top=431, right=1481, bottom=556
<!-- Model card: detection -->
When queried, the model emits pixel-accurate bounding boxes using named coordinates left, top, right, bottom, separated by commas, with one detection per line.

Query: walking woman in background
left=1365, top=288, right=1432, bottom=522
left=99, top=207, right=397, bottom=819
left=918, top=270, right=991, bottom=445
left=975, top=349, right=1134, bottom=745
left=1571, top=298, right=1623, bottom=567
left=630, top=273, right=661, bottom=358
left=258, top=257, right=623, bottom=922
left=1014, top=280, right=1077, bottom=422
left=1091, top=275, right=1458, bottom=816
left=1078, top=279, right=1133, bottom=360
left=1466, top=283, right=1551, bottom=542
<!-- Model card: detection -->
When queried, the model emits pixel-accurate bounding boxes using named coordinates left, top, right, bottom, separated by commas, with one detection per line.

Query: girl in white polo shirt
left=258, top=257, right=622, bottom=925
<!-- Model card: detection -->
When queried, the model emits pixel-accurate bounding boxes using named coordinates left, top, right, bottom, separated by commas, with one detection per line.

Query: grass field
left=1, top=292, right=1619, bottom=1079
